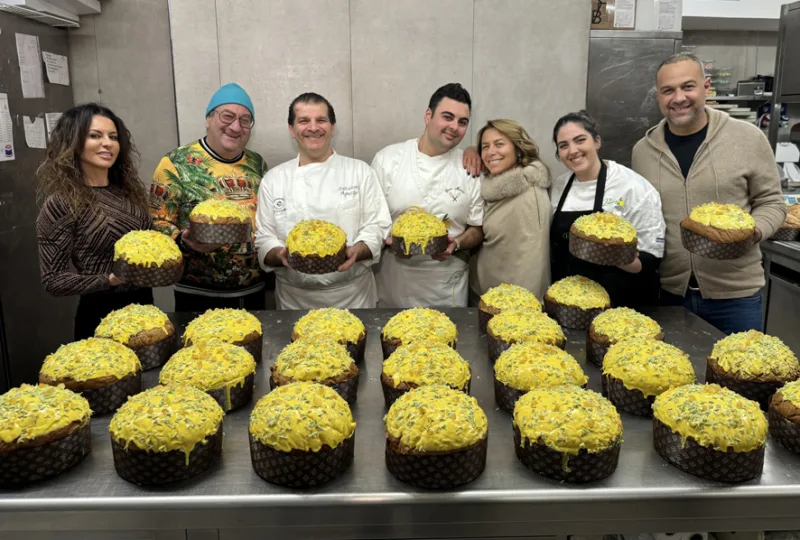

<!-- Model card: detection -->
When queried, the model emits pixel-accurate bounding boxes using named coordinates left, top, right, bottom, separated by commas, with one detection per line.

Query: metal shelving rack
left=769, top=1, right=800, bottom=152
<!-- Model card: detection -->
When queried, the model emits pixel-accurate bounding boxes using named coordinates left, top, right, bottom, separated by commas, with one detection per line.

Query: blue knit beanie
left=206, top=83, right=255, bottom=118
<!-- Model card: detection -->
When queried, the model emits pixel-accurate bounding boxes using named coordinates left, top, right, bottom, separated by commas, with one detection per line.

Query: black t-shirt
left=664, top=123, right=708, bottom=179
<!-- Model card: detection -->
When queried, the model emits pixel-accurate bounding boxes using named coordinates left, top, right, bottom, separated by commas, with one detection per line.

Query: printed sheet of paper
left=23, top=116, right=47, bottom=149
left=0, top=94, right=15, bottom=162
left=15, top=33, right=45, bottom=98
left=658, top=0, right=680, bottom=30
left=45, top=112, right=62, bottom=141
left=42, top=52, right=70, bottom=86
left=613, top=0, right=636, bottom=28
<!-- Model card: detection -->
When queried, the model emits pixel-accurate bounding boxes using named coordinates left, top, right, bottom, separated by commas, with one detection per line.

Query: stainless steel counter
left=4, top=307, right=800, bottom=538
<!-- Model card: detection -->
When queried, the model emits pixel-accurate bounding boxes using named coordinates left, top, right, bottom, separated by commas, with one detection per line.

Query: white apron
left=372, top=139, right=483, bottom=308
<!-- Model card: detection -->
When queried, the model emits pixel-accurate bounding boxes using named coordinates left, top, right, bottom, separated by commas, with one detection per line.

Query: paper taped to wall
left=0, top=94, right=15, bottom=162
left=42, top=52, right=70, bottom=86
left=45, top=112, right=62, bottom=141
left=23, top=116, right=46, bottom=149
left=15, top=33, right=45, bottom=99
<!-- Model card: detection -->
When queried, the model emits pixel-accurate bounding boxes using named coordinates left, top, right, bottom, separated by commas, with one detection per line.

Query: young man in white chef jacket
left=371, top=83, right=485, bottom=308
left=254, top=93, right=392, bottom=310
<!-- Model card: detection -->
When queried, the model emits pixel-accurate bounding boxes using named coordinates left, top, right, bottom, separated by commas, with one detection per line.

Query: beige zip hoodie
left=631, top=106, right=786, bottom=299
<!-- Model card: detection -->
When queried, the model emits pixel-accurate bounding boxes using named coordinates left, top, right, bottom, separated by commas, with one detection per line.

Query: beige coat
left=631, top=107, right=786, bottom=299
left=469, top=163, right=551, bottom=300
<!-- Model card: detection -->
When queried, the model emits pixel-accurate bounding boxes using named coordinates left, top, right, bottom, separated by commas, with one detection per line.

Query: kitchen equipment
left=738, top=80, right=766, bottom=96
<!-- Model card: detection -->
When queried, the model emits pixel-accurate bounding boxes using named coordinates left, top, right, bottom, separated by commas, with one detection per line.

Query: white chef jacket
left=371, top=138, right=484, bottom=308
left=255, top=151, right=392, bottom=310
left=550, top=160, right=666, bottom=258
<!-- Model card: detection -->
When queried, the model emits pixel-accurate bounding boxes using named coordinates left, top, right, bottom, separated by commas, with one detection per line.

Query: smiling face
left=656, top=59, right=711, bottom=135
left=205, top=103, right=252, bottom=158
left=288, top=101, right=335, bottom=161
left=79, top=115, right=119, bottom=174
left=480, top=128, right=518, bottom=176
left=423, top=97, right=470, bottom=154
left=555, top=122, right=601, bottom=177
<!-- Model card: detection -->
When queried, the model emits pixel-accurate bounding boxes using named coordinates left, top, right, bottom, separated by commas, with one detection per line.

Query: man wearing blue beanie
left=150, top=83, right=273, bottom=312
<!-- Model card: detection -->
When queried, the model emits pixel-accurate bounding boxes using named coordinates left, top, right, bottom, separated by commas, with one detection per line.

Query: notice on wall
left=15, top=33, right=45, bottom=98
left=0, top=94, right=15, bottom=162
left=45, top=112, right=62, bottom=141
left=591, top=0, right=636, bottom=30
left=658, top=0, right=680, bottom=30
left=613, top=0, right=636, bottom=28
left=23, top=116, right=47, bottom=149
left=42, top=52, right=70, bottom=86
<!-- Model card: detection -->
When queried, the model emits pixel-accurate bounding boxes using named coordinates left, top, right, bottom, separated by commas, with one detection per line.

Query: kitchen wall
left=682, top=30, right=779, bottom=89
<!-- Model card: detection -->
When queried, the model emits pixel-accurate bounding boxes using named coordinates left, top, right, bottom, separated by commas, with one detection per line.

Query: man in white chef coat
left=371, top=83, right=484, bottom=308
left=254, top=92, right=392, bottom=310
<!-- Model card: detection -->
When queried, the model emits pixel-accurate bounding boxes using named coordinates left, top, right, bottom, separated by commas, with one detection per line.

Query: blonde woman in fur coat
left=469, top=119, right=551, bottom=301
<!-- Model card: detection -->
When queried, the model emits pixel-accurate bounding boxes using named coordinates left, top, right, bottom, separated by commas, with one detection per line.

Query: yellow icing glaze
left=249, top=382, right=355, bottom=452
left=653, top=384, right=766, bottom=452
left=391, top=207, right=447, bottom=255
left=603, top=338, right=696, bottom=397
left=384, top=385, right=487, bottom=452
left=286, top=219, right=346, bottom=257
left=190, top=199, right=250, bottom=222
left=495, top=343, right=587, bottom=391
left=113, top=230, right=182, bottom=266
left=274, top=339, right=354, bottom=382
left=95, top=304, right=172, bottom=346
left=40, top=338, right=140, bottom=382
left=383, top=341, right=471, bottom=390
left=513, top=385, right=622, bottom=454
left=689, top=202, right=756, bottom=230
left=487, top=309, right=565, bottom=346
left=591, top=307, right=661, bottom=342
left=183, top=308, right=262, bottom=346
left=159, top=342, right=256, bottom=410
left=0, top=384, right=91, bottom=444
left=776, top=380, right=800, bottom=407
left=293, top=308, right=365, bottom=344
left=109, top=384, right=223, bottom=462
left=481, top=283, right=542, bottom=312
left=546, top=276, right=610, bottom=310
left=710, top=330, right=799, bottom=381
left=382, top=308, right=457, bottom=346
left=573, top=212, right=637, bottom=242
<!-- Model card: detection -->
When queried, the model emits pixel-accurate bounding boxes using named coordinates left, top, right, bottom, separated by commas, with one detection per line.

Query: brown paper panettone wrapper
left=113, top=258, right=184, bottom=288
left=0, top=422, right=91, bottom=487
left=270, top=372, right=359, bottom=404
left=189, top=222, right=251, bottom=244
left=494, top=377, right=586, bottom=413
left=132, top=332, right=176, bottom=371
left=486, top=334, right=566, bottom=363
left=206, top=373, right=255, bottom=413
left=771, top=227, right=800, bottom=242
left=287, top=246, right=347, bottom=275
left=705, top=359, right=785, bottom=411
left=602, top=374, right=654, bottom=417
left=545, top=299, right=605, bottom=331
left=586, top=338, right=609, bottom=367
left=385, top=436, right=487, bottom=490
left=652, top=417, right=763, bottom=482
left=346, top=334, right=367, bottom=364
left=478, top=308, right=494, bottom=333
left=79, top=372, right=142, bottom=416
left=680, top=225, right=753, bottom=260
left=250, top=434, right=355, bottom=488
left=240, top=336, right=263, bottom=363
left=513, top=426, right=619, bottom=483
left=569, top=233, right=637, bottom=266
left=768, top=406, right=800, bottom=455
left=111, top=424, right=223, bottom=486
left=381, top=337, right=457, bottom=360
left=390, top=235, right=449, bottom=259
left=381, top=376, right=470, bottom=408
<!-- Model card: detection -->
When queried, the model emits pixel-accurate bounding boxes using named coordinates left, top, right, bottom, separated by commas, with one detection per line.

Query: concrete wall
left=169, top=0, right=591, bottom=174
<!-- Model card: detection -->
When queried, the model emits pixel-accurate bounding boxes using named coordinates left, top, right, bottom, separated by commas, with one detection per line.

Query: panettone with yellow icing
left=381, top=308, right=457, bottom=349
left=391, top=207, right=448, bottom=256
left=0, top=384, right=91, bottom=451
left=95, top=304, right=174, bottom=349
left=286, top=219, right=347, bottom=257
left=479, top=283, right=541, bottom=316
left=292, top=308, right=365, bottom=346
left=272, top=339, right=357, bottom=386
left=113, top=230, right=182, bottom=268
left=589, top=307, right=662, bottom=345
left=513, top=385, right=622, bottom=454
left=385, top=385, right=488, bottom=454
left=487, top=309, right=566, bottom=348
left=783, top=204, right=800, bottom=229
left=109, top=384, right=224, bottom=462
left=189, top=199, right=250, bottom=225
left=39, top=338, right=141, bottom=388
left=571, top=212, right=637, bottom=245
left=249, top=382, right=355, bottom=453
left=183, top=308, right=262, bottom=348
left=681, top=202, right=756, bottom=243
left=382, top=341, right=471, bottom=391
left=545, top=276, right=611, bottom=311
left=603, top=338, right=695, bottom=397
left=770, top=380, right=800, bottom=425
left=708, top=330, right=800, bottom=383
left=653, top=384, right=766, bottom=452
left=495, top=343, right=587, bottom=392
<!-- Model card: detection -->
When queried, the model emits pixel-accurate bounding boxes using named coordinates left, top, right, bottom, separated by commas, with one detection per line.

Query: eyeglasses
left=214, top=109, right=254, bottom=129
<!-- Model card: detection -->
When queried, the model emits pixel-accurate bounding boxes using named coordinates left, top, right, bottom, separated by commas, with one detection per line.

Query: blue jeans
left=660, top=289, right=763, bottom=335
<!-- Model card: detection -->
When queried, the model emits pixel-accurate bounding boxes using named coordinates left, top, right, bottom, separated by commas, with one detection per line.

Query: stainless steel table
left=3, top=307, right=800, bottom=539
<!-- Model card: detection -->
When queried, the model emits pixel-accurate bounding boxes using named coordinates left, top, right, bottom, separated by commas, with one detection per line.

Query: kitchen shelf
left=706, top=96, right=770, bottom=102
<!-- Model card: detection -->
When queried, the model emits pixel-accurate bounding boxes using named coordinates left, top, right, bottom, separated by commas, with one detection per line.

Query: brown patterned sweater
left=36, top=184, right=152, bottom=296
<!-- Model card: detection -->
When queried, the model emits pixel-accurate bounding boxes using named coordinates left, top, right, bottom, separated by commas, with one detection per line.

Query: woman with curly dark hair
left=36, top=103, right=153, bottom=340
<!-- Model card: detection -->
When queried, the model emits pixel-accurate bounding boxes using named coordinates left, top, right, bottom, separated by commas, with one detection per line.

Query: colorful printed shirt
left=150, top=138, right=268, bottom=292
